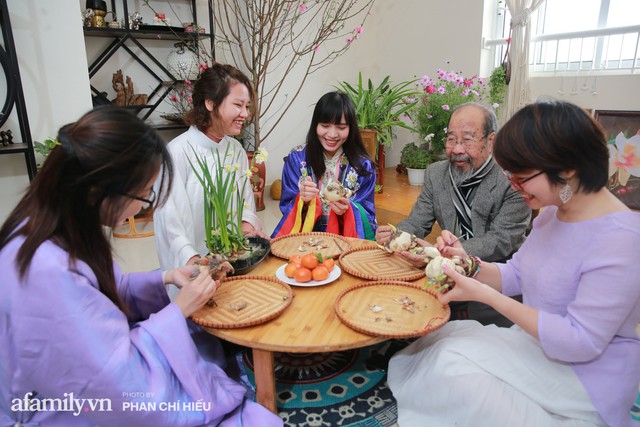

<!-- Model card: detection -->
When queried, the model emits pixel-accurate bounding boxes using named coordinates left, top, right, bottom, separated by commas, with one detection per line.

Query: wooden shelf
left=84, top=27, right=212, bottom=41
left=0, top=142, right=29, bottom=154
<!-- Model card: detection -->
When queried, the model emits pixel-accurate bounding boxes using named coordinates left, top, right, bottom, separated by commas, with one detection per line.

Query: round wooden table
left=202, top=238, right=420, bottom=412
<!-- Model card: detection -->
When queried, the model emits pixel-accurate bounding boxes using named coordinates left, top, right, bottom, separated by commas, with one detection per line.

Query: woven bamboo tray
left=339, top=246, right=426, bottom=281
left=335, top=281, right=450, bottom=338
left=270, top=232, right=351, bottom=260
left=191, top=276, right=293, bottom=329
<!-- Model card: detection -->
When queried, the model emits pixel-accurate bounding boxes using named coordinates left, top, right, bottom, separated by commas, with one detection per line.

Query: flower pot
left=229, top=236, right=271, bottom=276
left=359, top=129, right=384, bottom=190
left=406, top=168, right=425, bottom=186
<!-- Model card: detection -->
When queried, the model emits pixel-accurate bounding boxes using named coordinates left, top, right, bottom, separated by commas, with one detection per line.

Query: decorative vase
left=166, top=42, right=200, bottom=80
left=406, top=168, right=425, bottom=186
left=246, top=151, right=266, bottom=211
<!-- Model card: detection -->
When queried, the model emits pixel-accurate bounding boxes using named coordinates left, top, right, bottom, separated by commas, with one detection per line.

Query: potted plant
left=189, top=144, right=270, bottom=273
left=400, top=140, right=432, bottom=186
left=336, top=72, right=418, bottom=188
left=410, top=68, right=492, bottom=156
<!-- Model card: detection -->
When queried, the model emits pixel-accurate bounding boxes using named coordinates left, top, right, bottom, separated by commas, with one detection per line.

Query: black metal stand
left=0, top=0, right=37, bottom=180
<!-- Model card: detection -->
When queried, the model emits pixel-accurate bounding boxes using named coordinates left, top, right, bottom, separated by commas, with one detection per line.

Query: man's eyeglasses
left=444, top=134, right=487, bottom=149
left=123, top=188, right=156, bottom=209
left=502, top=170, right=544, bottom=192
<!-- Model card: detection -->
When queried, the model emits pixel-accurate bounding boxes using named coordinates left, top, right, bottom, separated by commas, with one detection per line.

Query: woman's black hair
left=493, top=99, right=609, bottom=193
left=305, top=91, right=372, bottom=177
left=0, top=106, right=173, bottom=313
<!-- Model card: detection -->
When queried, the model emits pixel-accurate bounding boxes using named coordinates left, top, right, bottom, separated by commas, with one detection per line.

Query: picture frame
left=594, top=110, right=640, bottom=210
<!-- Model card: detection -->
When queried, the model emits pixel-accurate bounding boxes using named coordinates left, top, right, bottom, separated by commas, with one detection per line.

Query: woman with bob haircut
left=272, top=91, right=377, bottom=239
left=154, top=63, right=269, bottom=297
left=388, top=99, right=640, bottom=427
left=0, top=106, right=282, bottom=426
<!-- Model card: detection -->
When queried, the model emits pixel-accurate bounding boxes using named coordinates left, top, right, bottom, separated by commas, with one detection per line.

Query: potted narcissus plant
left=189, top=145, right=271, bottom=275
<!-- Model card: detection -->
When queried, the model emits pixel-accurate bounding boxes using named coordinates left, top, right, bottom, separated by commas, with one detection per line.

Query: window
left=491, top=0, right=640, bottom=72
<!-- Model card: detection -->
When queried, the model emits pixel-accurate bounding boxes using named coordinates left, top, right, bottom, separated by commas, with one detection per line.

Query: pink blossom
left=185, top=79, right=191, bottom=85
left=425, top=85, right=436, bottom=94
left=313, top=44, right=320, bottom=52
left=298, top=3, right=307, bottom=13
left=355, top=26, right=364, bottom=34
left=187, top=97, right=192, bottom=104
left=171, top=95, right=179, bottom=102
left=420, top=75, right=431, bottom=86
left=462, top=89, right=471, bottom=97
left=427, top=114, right=433, bottom=119
left=442, top=105, right=450, bottom=110
left=198, top=63, right=209, bottom=73
left=492, top=103, right=500, bottom=109
left=437, top=69, right=447, bottom=78
left=437, top=86, right=446, bottom=95
left=346, top=37, right=353, bottom=44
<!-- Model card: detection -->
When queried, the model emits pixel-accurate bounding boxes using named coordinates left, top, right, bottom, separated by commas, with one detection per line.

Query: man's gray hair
left=452, top=102, right=498, bottom=137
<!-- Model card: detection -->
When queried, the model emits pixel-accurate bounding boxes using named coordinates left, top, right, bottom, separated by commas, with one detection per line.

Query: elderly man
left=376, top=102, right=531, bottom=324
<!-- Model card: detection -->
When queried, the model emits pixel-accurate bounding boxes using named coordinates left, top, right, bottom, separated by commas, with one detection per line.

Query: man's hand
left=375, top=225, right=392, bottom=245
left=397, top=238, right=432, bottom=267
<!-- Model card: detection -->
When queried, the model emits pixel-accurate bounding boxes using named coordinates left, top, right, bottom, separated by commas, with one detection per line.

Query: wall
left=1, top=0, right=639, bottom=223
left=0, top=0, right=91, bottom=222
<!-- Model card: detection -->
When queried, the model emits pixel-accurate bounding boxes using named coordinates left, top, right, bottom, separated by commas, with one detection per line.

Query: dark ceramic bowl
left=230, top=236, right=271, bottom=276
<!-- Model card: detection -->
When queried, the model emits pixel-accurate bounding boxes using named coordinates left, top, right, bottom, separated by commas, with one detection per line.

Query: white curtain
left=504, top=0, right=545, bottom=119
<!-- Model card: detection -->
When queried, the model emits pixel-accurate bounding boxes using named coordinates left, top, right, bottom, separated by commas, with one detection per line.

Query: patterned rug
left=239, top=341, right=403, bottom=427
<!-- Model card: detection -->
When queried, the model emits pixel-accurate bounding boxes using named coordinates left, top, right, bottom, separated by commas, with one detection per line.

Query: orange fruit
left=288, top=255, right=302, bottom=267
left=284, top=263, right=299, bottom=278
left=321, top=258, right=335, bottom=272
left=294, top=267, right=312, bottom=283
left=312, top=265, right=329, bottom=281
left=301, top=253, right=319, bottom=270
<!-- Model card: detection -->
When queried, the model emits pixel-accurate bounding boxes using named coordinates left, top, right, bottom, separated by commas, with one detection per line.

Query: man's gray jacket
left=397, top=159, right=531, bottom=262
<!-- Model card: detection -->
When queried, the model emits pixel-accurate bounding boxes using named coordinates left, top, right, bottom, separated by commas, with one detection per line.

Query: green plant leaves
left=336, top=72, right=419, bottom=147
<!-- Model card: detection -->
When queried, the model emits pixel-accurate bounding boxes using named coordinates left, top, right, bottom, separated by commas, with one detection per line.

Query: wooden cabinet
left=82, top=0, right=213, bottom=129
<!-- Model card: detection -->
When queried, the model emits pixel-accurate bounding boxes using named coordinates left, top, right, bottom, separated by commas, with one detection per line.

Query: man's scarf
left=449, top=156, right=494, bottom=240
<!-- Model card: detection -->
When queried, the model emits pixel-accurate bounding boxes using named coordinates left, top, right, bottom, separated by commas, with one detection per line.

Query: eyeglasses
left=123, top=188, right=156, bottom=209
left=502, top=170, right=544, bottom=192
left=444, top=134, right=487, bottom=149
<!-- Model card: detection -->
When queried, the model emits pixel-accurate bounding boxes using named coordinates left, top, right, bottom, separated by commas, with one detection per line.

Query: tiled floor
left=111, top=194, right=282, bottom=273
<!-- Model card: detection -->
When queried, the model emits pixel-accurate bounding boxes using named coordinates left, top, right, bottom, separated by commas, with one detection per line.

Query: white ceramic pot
left=406, top=168, right=425, bottom=186
left=166, top=43, right=200, bottom=80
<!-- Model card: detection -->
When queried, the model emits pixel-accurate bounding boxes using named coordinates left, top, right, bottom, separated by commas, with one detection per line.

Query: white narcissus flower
left=254, top=148, right=269, bottom=164
left=424, top=133, right=435, bottom=142
left=244, top=169, right=252, bottom=178
left=608, top=131, right=640, bottom=185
